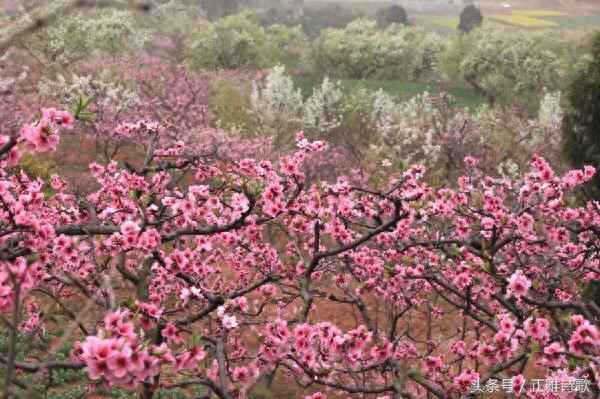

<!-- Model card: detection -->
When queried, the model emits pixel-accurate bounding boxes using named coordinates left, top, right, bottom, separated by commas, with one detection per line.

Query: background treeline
left=10, top=0, right=590, bottom=112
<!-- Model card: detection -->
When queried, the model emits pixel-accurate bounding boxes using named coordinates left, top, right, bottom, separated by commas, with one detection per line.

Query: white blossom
left=538, top=89, right=563, bottom=131
left=302, top=77, right=343, bottom=136
left=38, top=71, right=139, bottom=112
left=251, top=65, right=303, bottom=134
left=222, top=314, right=239, bottom=330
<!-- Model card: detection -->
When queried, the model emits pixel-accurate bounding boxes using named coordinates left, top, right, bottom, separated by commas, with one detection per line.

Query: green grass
left=543, top=15, right=600, bottom=30
left=294, top=77, right=485, bottom=109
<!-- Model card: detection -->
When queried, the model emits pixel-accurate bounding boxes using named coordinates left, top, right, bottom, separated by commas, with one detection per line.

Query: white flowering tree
left=302, top=77, right=344, bottom=137
left=250, top=65, right=303, bottom=144
left=370, top=90, right=442, bottom=170
left=38, top=72, right=140, bottom=117
left=538, top=89, right=564, bottom=132
left=368, top=87, right=567, bottom=183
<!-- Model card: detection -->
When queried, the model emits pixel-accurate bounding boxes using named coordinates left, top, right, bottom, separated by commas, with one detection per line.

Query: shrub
left=211, top=78, right=257, bottom=135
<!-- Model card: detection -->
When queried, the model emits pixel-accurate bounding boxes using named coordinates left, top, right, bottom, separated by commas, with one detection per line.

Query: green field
left=294, top=78, right=485, bottom=109
left=543, top=15, right=600, bottom=30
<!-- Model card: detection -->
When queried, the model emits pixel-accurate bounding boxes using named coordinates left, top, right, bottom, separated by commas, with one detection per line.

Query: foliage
left=149, top=0, right=209, bottom=62
left=562, top=31, right=600, bottom=194
left=265, top=24, right=310, bottom=71
left=458, top=4, right=483, bottom=33
left=538, top=89, right=564, bottom=131
left=16, top=152, right=56, bottom=182
left=37, top=70, right=140, bottom=119
left=335, top=87, right=375, bottom=155
left=314, top=19, right=445, bottom=81
left=22, top=8, right=148, bottom=65
left=440, top=25, right=576, bottom=107
left=211, top=79, right=257, bottom=135
left=250, top=69, right=378, bottom=153
left=182, top=11, right=307, bottom=71
left=0, top=330, right=86, bottom=398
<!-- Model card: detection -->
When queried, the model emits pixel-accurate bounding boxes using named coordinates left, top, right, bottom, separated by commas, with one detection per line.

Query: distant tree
left=440, top=26, right=569, bottom=107
left=375, top=4, right=408, bottom=27
left=458, top=4, right=482, bottom=33
left=562, top=31, right=600, bottom=194
left=315, top=19, right=444, bottom=80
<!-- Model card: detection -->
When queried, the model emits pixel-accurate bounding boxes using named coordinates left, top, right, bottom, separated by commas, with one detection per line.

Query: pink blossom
left=454, top=369, right=479, bottom=393
left=568, top=319, right=600, bottom=355
left=41, top=108, right=74, bottom=129
left=422, top=356, right=444, bottom=375
left=305, top=393, right=326, bottom=399
left=120, top=221, right=140, bottom=237
left=506, top=270, right=531, bottom=299
left=161, top=323, right=184, bottom=344
left=20, top=122, right=59, bottom=152
left=524, top=317, right=550, bottom=343
left=232, top=366, right=251, bottom=382
left=107, top=346, right=132, bottom=379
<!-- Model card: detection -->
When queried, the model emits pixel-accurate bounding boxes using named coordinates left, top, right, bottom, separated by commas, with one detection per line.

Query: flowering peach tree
left=1, top=104, right=600, bottom=399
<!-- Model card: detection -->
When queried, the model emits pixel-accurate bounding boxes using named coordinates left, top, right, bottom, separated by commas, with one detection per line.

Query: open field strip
left=488, top=13, right=559, bottom=28
left=516, top=10, right=566, bottom=17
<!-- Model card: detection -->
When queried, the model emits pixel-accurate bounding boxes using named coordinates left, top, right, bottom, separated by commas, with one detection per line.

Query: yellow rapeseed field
left=489, top=11, right=560, bottom=28
left=516, top=10, right=566, bottom=17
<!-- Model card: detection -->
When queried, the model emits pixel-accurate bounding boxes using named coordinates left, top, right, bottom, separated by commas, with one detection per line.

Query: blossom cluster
left=73, top=310, right=206, bottom=388
left=19, top=108, right=74, bottom=153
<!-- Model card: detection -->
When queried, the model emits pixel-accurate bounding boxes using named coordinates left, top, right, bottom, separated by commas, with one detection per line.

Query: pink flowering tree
left=1, top=104, right=600, bottom=399
left=33, top=56, right=270, bottom=194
